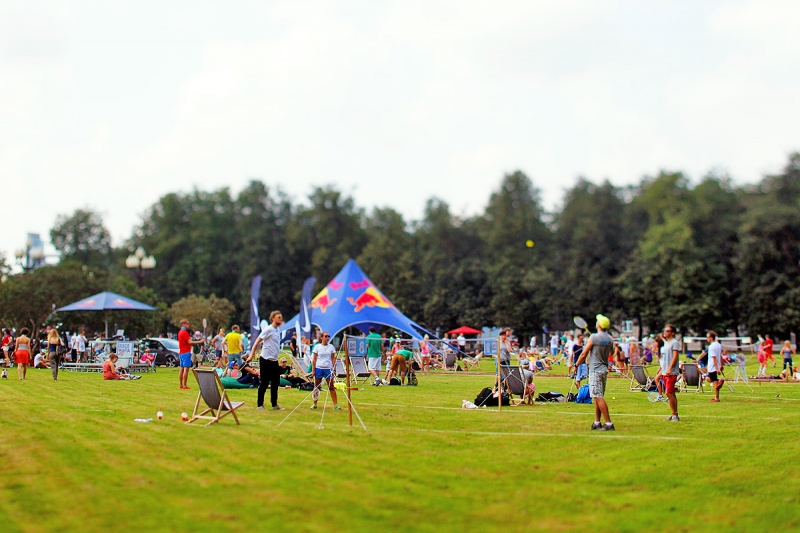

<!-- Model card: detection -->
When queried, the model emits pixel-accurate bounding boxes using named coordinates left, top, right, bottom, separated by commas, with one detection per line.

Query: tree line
left=2, top=153, right=799, bottom=341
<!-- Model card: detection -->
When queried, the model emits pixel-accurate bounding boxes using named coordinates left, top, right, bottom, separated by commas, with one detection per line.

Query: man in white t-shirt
left=705, top=331, right=725, bottom=402
left=564, top=334, right=575, bottom=370
left=550, top=334, right=559, bottom=357
left=311, top=332, right=340, bottom=410
left=656, top=324, right=681, bottom=421
left=248, top=310, right=285, bottom=411
left=457, top=334, right=466, bottom=351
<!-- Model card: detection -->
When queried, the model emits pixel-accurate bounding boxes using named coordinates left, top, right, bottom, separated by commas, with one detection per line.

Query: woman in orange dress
left=15, top=328, right=31, bottom=380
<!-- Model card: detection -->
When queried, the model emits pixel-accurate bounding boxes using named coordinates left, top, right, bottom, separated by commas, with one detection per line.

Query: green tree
left=168, top=294, right=235, bottom=334
left=50, top=209, right=112, bottom=268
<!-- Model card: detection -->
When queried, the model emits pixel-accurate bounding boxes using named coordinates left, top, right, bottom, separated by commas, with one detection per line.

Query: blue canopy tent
left=57, top=291, right=156, bottom=338
left=280, top=259, right=432, bottom=340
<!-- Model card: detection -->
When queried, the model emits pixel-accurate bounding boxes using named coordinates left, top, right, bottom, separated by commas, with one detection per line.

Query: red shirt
left=178, top=328, right=191, bottom=354
left=764, top=338, right=774, bottom=356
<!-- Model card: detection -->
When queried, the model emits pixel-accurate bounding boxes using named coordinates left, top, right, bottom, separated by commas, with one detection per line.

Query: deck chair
left=682, top=363, right=704, bottom=393
left=444, top=351, right=457, bottom=371
left=349, top=356, right=371, bottom=384
left=499, top=366, right=532, bottom=405
left=462, top=352, right=483, bottom=371
left=189, top=368, right=244, bottom=426
left=630, top=365, right=652, bottom=391
left=335, top=358, right=348, bottom=378
left=291, top=357, right=311, bottom=382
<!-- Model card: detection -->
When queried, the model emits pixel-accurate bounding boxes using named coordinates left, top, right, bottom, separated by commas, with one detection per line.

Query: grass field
left=1, top=359, right=799, bottom=533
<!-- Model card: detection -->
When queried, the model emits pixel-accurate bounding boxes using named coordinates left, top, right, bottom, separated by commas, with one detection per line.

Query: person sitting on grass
left=33, top=352, right=50, bottom=369
left=279, top=357, right=306, bottom=388
left=237, top=362, right=260, bottom=387
left=103, top=354, right=137, bottom=380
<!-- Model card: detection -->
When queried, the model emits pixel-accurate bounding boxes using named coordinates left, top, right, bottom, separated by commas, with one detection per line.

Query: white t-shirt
left=707, top=341, right=722, bottom=373
left=621, top=342, right=630, bottom=358
left=550, top=336, right=559, bottom=349
left=34, top=353, right=44, bottom=367
left=660, top=339, right=681, bottom=375
left=258, top=325, right=280, bottom=361
left=565, top=339, right=575, bottom=356
left=74, top=335, right=86, bottom=352
left=457, top=335, right=466, bottom=347
left=313, top=343, right=336, bottom=369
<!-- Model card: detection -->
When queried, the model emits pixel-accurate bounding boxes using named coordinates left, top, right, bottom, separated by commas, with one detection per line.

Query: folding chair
left=291, top=357, right=312, bottom=382
left=189, top=368, right=244, bottom=426
left=630, top=365, right=652, bottom=391
left=682, top=363, right=704, bottom=393
left=444, top=351, right=457, bottom=371
left=335, top=358, right=348, bottom=378
left=462, top=352, right=483, bottom=371
left=349, top=356, right=371, bottom=384
left=499, top=366, right=532, bottom=405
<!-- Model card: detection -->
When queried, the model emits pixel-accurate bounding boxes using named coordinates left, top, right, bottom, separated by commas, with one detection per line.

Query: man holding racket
left=574, top=314, right=615, bottom=431
left=656, top=324, right=681, bottom=421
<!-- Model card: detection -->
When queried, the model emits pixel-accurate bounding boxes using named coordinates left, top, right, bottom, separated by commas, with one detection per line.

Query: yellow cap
left=595, top=314, right=611, bottom=330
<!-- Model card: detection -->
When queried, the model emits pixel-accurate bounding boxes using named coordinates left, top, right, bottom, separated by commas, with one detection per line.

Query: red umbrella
left=446, top=326, right=482, bottom=336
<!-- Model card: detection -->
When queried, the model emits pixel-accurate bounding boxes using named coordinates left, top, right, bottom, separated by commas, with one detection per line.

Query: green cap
left=595, top=314, right=611, bottom=330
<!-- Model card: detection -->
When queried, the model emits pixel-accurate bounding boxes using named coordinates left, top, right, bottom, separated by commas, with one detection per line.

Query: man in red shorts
left=656, top=324, right=681, bottom=421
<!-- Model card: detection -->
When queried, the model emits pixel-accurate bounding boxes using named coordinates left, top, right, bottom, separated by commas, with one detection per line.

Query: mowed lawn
left=1, top=360, right=799, bottom=533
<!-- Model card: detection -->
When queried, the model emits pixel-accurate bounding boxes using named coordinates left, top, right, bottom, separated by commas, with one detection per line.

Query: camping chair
left=291, top=356, right=312, bottom=382
left=682, top=363, right=704, bottom=393
left=462, top=352, right=483, bottom=371
left=349, top=356, right=371, bottom=384
left=189, top=368, right=244, bottom=426
left=499, top=366, right=532, bottom=406
left=444, top=351, right=457, bottom=371
left=630, top=365, right=652, bottom=391
left=335, top=358, right=348, bottom=379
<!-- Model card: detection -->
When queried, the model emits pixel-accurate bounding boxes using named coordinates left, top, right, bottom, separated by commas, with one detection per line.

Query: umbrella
left=57, top=291, right=156, bottom=338
left=446, top=326, right=482, bottom=336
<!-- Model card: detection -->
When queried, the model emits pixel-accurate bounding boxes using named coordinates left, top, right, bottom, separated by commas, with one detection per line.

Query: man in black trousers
left=248, top=310, right=285, bottom=411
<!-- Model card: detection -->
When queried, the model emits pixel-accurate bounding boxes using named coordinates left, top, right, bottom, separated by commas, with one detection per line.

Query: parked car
left=139, top=338, right=180, bottom=367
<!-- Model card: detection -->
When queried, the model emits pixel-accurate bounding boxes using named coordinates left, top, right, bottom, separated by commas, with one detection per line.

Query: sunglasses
left=664, top=329, right=675, bottom=334
left=322, top=335, right=330, bottom=338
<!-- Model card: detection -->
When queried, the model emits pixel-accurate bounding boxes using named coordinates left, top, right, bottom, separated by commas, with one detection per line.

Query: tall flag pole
left=249, top=275, right=263, bottom=339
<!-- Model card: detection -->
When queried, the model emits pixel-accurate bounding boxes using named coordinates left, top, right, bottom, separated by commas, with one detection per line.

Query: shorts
left=663, top=374, right=678, bottom=394
left=390, top=354, right=407, bottom=374
left=215, top=349, right=223, bottom=358
left=368, top=357, right=382, bottom=371
left=229, top=353, right=243, bottom=368
left=191, top=352, right=202, bottom=364
left=589, top=372, right=607, bottom=399
left=179, top=352, right=192, bottom=368
left=708, top=371, right=718, bottom=383
left=575, top=364, right=588, bottom=381
left=551, top=347, right=558, bottom=357
left=315, top=367, right=334, bottom=379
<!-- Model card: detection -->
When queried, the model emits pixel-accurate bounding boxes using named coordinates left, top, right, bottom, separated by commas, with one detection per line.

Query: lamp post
left=14, top=238, right=45, bottom=273
left=125, top=246, right=156, bottom=287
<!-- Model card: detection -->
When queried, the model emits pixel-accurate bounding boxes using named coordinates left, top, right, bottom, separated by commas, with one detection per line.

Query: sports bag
left=575, top=384, right=592, bottom=404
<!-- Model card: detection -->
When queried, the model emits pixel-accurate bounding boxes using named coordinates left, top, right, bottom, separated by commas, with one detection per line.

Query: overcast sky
left=2, top=0, right=798, bottom=265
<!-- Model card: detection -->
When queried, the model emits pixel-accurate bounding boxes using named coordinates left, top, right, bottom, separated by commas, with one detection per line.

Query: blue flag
left=250, top=275, right=262, bottom=339
left=299, top=277, right=316, bottom=341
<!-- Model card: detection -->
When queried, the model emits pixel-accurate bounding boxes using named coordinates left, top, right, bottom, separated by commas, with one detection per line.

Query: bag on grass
left=389, top=377, right=402, bottom=386
left=474, top=387, right=493, bottom=406
left=299, top=382, right=314, bottom=391
left=536, top=391, right=565, bottom=403
left=575, top=384, right=592, bottom=404
left=407, top=371, right=418, bottom=386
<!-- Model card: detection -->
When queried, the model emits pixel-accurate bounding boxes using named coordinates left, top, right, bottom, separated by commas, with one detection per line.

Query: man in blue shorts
left=177, top=319, right=203, bottom=390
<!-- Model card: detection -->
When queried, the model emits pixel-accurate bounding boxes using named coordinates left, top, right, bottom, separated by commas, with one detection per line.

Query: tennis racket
left=573, top=316, right=589, bottom=332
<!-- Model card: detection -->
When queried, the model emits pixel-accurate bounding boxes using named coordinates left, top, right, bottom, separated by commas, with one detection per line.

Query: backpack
left=407, top=371, right=418, bottom=386
left=575, top=384, right=592, bottom=404
left=474, top=387, right=509, bottom=407
left=536, top=391, right=565, bottom=403
left=299, top=382, right=314, bottom=391
left=389, top=377, right=402, bottom=386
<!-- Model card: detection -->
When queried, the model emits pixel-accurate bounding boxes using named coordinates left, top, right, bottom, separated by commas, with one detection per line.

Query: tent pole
left=345, top=335, right=353, bottom=427
left=496, top=336, right=502, bottom=412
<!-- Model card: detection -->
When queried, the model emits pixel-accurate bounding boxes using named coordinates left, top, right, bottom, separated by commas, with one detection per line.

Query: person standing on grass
left=574, top=314, right=615, bottom=431
left=177, top=319, right=203, bottom=390
left=311, top=332, right=340, bottom=410
left=705, top=331, right=725, bottom=402
left=763, top=334, right=775, bottom=369
left=366, top=327, right=383, bottom=385
left=225, top=325, right=245, bottom=370
left=212, top=328, right=226, bottom=368
left=47, top=328, right=64, bottom=381
left=781, top=340, right=795, bottom=375
left=656, top=324, right=681, bottom=421
left=249, top=311, right=285, bottom=411
left=15, top=328, right=31, bottom=380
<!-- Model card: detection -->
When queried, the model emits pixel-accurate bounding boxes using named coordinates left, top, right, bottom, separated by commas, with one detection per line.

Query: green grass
left=1, top=360, right=799, bottom=533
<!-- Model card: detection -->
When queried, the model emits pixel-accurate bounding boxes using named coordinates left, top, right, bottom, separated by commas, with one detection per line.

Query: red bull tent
left=281, top=259, right=430, bottom=340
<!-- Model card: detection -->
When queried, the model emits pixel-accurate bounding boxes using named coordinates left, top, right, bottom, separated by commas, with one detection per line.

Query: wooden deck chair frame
left=682, top=363, right=704, bottom=393
left=499, top=365, right=531, bottom=405
left=630, top=365, right=651, bottom=391
left=189, top=368, right=244, bottom=426
left=290, top=356, right=312, bottom=382
left=349, top=356, right=372, bottom=384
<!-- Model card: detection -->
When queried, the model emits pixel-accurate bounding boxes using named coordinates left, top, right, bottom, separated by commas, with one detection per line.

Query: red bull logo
left=78, top=299, right=96, bottom=308
left=328, top=279, right=343, bottom=291
left=311, top=288, right=336, bottom=313
left=349, top=278, right=371, bottom=290
left=113, top=299, right=133, bottom=307
left=347, top=287, right=391, bottom=312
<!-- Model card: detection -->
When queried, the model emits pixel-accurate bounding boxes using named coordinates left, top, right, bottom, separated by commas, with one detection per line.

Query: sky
left=2, top=0, right=799, bottom=265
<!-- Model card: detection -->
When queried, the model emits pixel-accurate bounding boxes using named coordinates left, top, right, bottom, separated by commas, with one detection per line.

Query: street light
left=14, top=237, right=45, bottom=273
left=126, top=247, right=157, bottom=287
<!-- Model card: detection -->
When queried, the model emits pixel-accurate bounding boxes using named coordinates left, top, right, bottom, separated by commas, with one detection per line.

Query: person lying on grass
left=103, top=354, right=138, bottom=380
